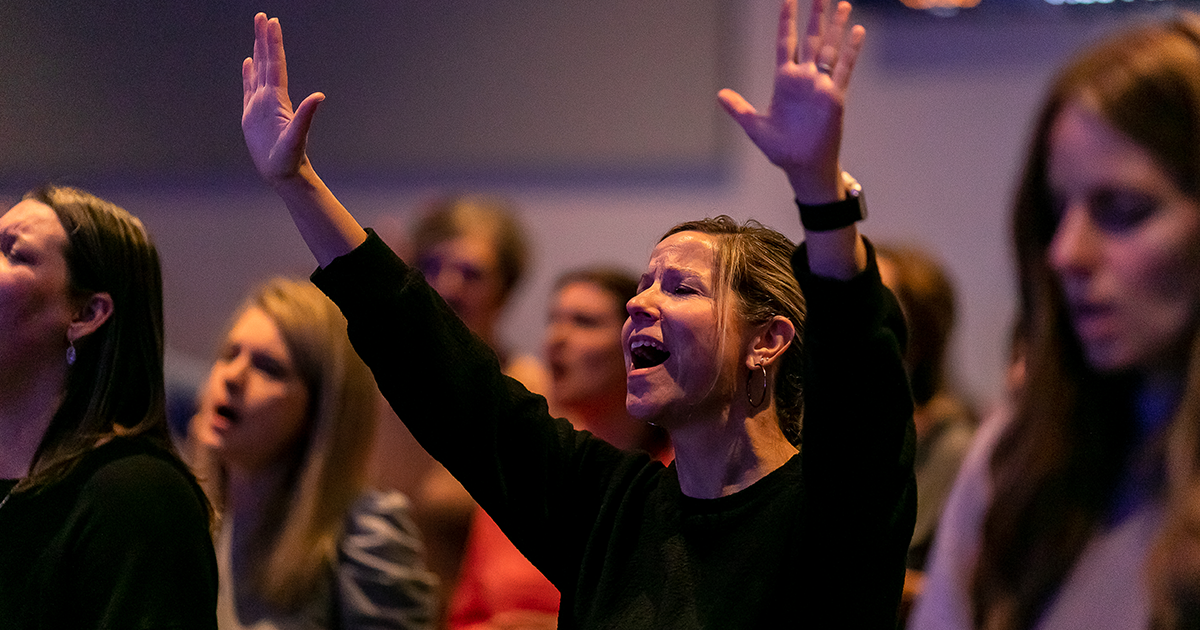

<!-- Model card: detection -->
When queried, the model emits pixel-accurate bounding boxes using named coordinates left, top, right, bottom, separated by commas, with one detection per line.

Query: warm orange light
left=900, top=0, right=982, bottom=9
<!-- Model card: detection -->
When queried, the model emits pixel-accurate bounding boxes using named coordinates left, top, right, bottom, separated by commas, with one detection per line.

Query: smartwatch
left=796, top=174, right=867, bottom=231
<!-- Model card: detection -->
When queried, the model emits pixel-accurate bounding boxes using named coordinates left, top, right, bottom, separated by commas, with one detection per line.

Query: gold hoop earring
left=746, top=362, right=767, bottom=408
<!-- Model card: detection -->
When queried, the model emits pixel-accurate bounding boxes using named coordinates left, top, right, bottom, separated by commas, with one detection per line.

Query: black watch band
left=796, top=186, right=867, bottom=231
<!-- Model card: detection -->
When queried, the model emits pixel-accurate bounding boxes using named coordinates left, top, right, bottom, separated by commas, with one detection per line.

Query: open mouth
left=215, top=404, right=239, bottom=424
left=630, top=339, right=670, bottom=370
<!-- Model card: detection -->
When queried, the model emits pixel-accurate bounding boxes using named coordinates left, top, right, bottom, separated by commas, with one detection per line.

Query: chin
left=625, top=395, right=663, bottom=424
left=1079, top=340, right=1134, bottom=375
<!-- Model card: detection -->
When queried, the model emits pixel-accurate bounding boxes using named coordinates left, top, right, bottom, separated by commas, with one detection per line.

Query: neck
left=668, top=404, right=797, bottom=499
left=225, top=461, right=294, bottom=523
left=0, top=361, right=67, bottom=479
left=1133, top=369, right=1185, bottom=439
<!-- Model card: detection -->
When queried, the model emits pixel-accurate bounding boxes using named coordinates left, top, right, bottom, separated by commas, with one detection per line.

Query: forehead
left=422, top=232, right=497, bottom=266
left=556, top=281, right=622, bottom=313
left=229, top=307, right=287, bottom=348
left=1048, top=101, right=1172, bottom=192
left=647, top=231, right=718, bottom=273
left=0, top=199, right=67, bottom=243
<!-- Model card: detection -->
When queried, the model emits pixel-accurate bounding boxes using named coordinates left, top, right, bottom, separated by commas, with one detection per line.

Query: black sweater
left=0, top=435, right=217, bottom=629
left=315, top=230, right=915, bottom=629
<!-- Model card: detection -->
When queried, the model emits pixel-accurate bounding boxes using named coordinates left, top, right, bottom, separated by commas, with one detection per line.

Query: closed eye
left=1089, top=188, right=1158, bottom=232
left=252, top=354, right=290, bottom=379
left=672, top=284, right=699, bottom=296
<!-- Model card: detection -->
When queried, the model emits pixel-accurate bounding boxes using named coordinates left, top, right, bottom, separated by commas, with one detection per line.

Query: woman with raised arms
left=241, top=0, right=915, bottom=627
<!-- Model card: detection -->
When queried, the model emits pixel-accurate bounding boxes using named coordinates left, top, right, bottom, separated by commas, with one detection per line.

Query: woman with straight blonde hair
left=193, top=277, right=437, bottom=629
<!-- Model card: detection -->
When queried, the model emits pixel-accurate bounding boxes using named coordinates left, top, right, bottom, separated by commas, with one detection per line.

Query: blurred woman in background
left=876, top=243, right=976, bottom=621
left=912, top=14, right=1200, bottom=630
left=194, top=277, right=437, bottom=629
left=371, top=195, right=549, bottom=626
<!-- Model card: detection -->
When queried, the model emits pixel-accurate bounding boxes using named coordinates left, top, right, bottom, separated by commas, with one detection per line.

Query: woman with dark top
left=193, top=277, right=438, bottom=630
left=0, top=185, right=217, bottom=628
left=241, top=0, right=915, bottom=626
left=911, top=13, right=1200, bottom=630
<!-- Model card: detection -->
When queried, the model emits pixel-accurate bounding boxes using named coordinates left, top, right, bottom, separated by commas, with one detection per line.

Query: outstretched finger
left=800, top=0, right=829, bottom=65
left=253, top=13, right=269, bottom=90
left=830, top=23, right=865, bottom=90
left=776, top=0, right=800, bottom=67
left=264, top=17, right=289, bottom=92
left=242, top=57, right=254, bottom=109
left=815, top=1, right=852, bottom=71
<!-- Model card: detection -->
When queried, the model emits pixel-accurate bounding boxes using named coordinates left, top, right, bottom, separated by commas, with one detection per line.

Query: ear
left=67, top=292, right=114, bottom=344
left=745, top=315, right=796, bottom=369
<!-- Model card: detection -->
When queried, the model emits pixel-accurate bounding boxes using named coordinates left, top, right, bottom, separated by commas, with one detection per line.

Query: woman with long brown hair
left=0, top=185, right=216, bottom=628
left=912, top=14, right=1200, bottom=630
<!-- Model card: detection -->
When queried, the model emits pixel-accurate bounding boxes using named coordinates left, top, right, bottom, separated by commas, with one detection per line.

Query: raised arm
left=242, top=12, right=366, bottom=267
left=719, top=0, right=867, bottom=280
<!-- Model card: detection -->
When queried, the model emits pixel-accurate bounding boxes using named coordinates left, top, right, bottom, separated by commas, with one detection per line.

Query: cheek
left=1128, top=229, right=1200, bottom=316
left=272, top=387, right=311, bottom=440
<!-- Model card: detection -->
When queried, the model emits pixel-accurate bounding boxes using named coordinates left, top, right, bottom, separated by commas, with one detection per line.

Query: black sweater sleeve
left=313, top=230, right=652, bottom=587
left=794, top=238, right=917, bottom=626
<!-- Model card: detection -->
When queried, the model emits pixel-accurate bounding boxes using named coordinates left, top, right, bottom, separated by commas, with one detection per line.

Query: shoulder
left=77, top=437, right=209, bottom=530
left=337, top=490, right=438, bottom=629
left=909, top=407, right=1011, bottom=630
left=341, top=489, right=427, bottom=563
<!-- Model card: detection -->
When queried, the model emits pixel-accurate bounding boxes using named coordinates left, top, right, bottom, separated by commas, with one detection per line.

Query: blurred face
left=196, top=307, right=311, bottom=472
left=545, top=281, right=627, bottom=409
left=622, top=231, right=744, bottom=426
left=0, top=200, right=74, bottom=371
left=1047, top=101, right=1200, bottom=376
left=417, top=233, right=506, bottom=339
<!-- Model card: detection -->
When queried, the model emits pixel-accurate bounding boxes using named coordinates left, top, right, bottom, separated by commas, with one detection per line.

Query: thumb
left=290, top=91, right=326, bottom=138
left=717, top=88, right=759, bottom=133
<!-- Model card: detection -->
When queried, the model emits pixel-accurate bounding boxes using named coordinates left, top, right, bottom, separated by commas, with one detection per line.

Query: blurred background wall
left=0, top=0, right=1180, bottom=409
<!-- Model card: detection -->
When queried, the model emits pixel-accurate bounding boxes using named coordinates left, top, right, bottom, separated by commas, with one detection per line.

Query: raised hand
left=242, top=13, right=326, bottom=186
left=718, top=0, right=865, bottom=202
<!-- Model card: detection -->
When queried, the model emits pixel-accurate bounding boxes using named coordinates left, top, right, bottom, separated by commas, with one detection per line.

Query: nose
left=428, top=268, right=465, bottom=303
left=626, top=286, right=659, bottom=324
left=218, top=354, right=249, bottom=393
left=545, top=318, right=568, bottom=352
left=1048, top=202, right=1100, bottom=281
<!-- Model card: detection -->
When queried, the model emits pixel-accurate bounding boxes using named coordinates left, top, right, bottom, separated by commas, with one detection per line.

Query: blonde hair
left=197, top=277, right=378, bottom=610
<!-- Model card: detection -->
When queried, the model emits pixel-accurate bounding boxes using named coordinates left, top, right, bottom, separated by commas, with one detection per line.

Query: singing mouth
left=214, top=404, right=240, bottom=424
left=630, top=339, right=670, bottom=370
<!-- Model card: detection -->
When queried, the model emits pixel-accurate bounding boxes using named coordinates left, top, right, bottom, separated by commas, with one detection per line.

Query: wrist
left=268, top=159, right=319, bottom=194
left=796, top=172, right=867, bottom=232
left=785, top=165, right=844, bottom=204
